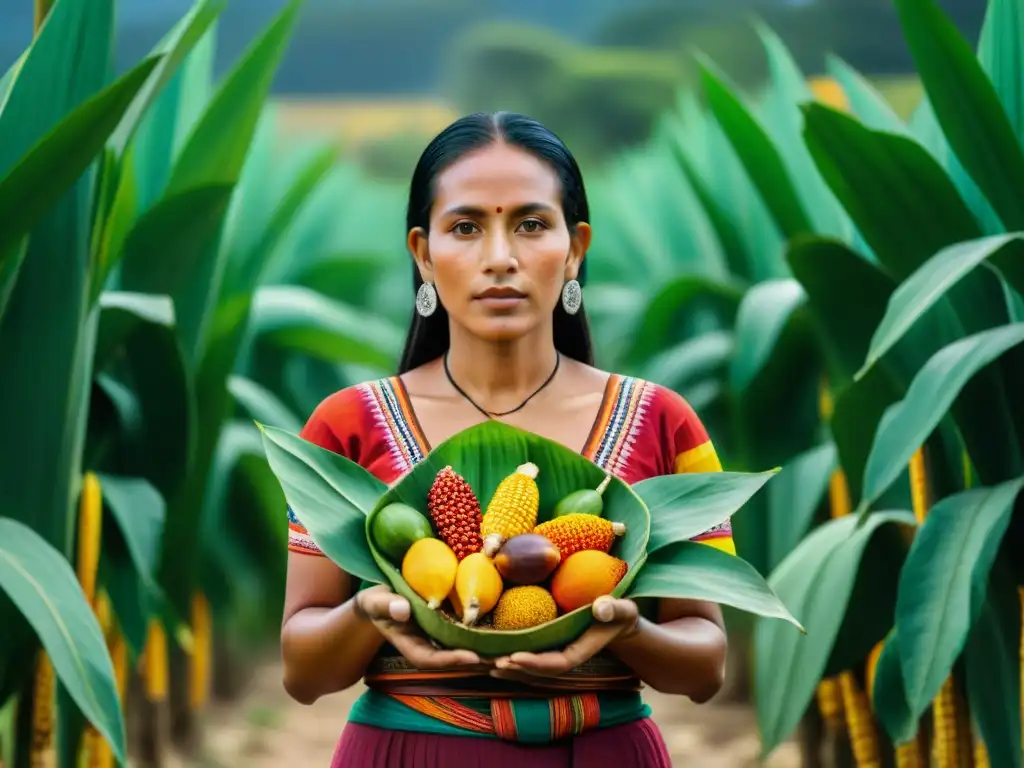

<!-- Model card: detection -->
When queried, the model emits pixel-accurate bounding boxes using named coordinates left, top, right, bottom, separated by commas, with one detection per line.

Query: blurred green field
left=1, top=1, right=1021, bottom=767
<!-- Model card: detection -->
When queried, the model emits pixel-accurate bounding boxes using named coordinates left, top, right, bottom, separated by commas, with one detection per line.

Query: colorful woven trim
left=584, top=376, right=652, bottom=475
left=363, top=377, right=429, bottom=473
left=391, top=693, right=602, bottom=743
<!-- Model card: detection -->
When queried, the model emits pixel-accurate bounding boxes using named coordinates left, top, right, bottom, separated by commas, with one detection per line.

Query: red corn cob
left=427, top=466, right=483, bottom=560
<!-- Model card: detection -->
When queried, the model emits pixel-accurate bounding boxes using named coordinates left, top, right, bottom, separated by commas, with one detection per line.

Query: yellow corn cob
left=894, top=740, right=926, bottom=768
left=190, top=592, right=212, bottom=710
left=973, top=730, right=989, bottom=768
left=840, top=670, right=882, bottom=768
left=816, top=676, right=845, bottom=731
left=908, top=448, right=930, bottom=525
left=481, top=462, right=540, bottom=556
left=532, top=513, right=626, bottom=560
left=828, top=469, right=852, bottom=519
left=932, top=675, right=960, bottom=767
left=77, top=472, right=103, bottom=607
left=30, top=653, right=55, bottom=768
left=142, top=619, right=169, bottom=702
left=865, top=640, right=884, bottom=699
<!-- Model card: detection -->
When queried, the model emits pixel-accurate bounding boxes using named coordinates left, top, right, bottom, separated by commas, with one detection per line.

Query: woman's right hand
left=354, top=584, right=487, bottom=671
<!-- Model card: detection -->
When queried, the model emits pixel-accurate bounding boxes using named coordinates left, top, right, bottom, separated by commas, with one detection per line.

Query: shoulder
left=607, top=374, right=722, bottom=474
left=299, top=377, right=399, bottom=452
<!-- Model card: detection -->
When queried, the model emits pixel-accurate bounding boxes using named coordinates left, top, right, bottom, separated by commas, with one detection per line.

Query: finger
left=358, top=590, right=410, bottom=622
left=592, top=596, right=638, bottom=625
left=500, top=651, right=572, bottom=676
left=388, top=631, right=482, bottom=669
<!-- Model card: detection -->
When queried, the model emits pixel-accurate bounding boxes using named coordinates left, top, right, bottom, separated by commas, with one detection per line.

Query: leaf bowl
left=364, top=420, right=651, bottom=656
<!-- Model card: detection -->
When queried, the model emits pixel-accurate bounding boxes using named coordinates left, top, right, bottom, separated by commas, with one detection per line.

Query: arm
left=607, top=598, right=727, bottom=702
left=280, top=554, right=385, bottom=705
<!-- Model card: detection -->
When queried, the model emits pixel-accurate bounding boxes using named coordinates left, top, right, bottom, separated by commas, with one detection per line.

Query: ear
left=565, top=222, right=592, bottom=281
left=408, top=227, right=435, bottom=283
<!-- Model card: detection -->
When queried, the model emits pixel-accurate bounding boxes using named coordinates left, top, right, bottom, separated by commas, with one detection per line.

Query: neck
left=445, top=324, right=559, bottom=414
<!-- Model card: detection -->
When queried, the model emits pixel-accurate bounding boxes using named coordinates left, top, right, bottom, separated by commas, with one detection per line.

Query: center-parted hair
left=398, top=111, right=594, bottom=374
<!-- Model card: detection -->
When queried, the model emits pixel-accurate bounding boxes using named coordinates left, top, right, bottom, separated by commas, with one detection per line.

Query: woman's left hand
left=490, top=596, right=640, bottom=683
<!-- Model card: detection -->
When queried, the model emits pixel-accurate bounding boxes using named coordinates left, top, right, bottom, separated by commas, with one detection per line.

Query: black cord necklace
left=444, top=351, right=561, bottom=418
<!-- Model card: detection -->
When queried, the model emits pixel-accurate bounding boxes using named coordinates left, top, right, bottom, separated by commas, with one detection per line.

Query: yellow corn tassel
left=828, top=468, right=852, bottom=519
left=190, top=592, right=212, bottom=710
left=840, top=670, right=882, bottom=768
left=816, top=676, right=845, bottom=730
left=142, top=619, right=168, bottom=702
left=76, top=473, right=103, bottom=607
left=30, top=654, right=56, bottom=768
left=480, top=462, right=540, bottom=556
left=908, top=448, right=930, bottom=524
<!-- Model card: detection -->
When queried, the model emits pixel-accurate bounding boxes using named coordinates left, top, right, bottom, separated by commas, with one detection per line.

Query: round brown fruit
left=493, top=533, right=561, bottom=585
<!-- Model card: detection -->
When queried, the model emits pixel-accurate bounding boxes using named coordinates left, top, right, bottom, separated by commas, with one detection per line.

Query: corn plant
left=660, top=0, right=1024, bottom=764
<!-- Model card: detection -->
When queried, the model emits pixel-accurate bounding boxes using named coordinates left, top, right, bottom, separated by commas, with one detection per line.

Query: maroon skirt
left=330, top=719, right=671, bottom=767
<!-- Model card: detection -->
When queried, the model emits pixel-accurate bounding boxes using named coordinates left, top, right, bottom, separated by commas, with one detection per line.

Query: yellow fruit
left=454, top=551, right=503, bottom=626
left=493, top=586, right=558, bottom=630
left=481, top=462, right=540, bottom=556
left=402, top=538, right=459, bottom=609
left=550, top=550, right=627, bottom=613
left=533, top=513, right=626, bottom=560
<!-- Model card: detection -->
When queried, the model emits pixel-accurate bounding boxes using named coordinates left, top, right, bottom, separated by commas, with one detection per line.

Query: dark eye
left=518, top=219, right=545, bottom=233
left=454, top=222, right=477, bottom=236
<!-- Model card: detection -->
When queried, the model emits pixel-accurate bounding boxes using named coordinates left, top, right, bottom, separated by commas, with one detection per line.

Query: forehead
left=432, top=142, right=561, bottom=209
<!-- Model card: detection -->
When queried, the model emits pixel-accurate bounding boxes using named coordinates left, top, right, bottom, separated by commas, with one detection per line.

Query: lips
left=476, top=287, right=526, bottom=300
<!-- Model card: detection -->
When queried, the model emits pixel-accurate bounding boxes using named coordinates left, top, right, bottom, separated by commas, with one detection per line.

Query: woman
left=281, top=112, right=735, bottom=766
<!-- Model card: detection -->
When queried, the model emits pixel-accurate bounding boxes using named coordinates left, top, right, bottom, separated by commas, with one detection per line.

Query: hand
left=490, top=596, right=641, bottom=684
left=354, top=585, right=488, bottom=671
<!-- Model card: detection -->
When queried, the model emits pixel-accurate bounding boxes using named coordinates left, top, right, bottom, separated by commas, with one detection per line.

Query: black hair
left=397, top=111, right=594, bottom=374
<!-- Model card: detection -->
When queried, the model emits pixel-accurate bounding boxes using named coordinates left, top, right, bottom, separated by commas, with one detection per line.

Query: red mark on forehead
left=496, top=206, right=503, bottom=213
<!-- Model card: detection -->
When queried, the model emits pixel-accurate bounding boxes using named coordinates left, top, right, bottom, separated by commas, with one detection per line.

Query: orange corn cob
left=533, top=513, right=626, bottom=560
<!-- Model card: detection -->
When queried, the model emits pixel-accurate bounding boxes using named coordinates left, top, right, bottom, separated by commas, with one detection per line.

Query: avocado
left=552, top=473, right=612, bottom=518
left=371, top=503, right=434, bottom=563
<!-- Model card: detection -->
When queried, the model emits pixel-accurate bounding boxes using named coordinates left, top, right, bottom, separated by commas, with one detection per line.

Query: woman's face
left=409, top=142, right=591, bottom=344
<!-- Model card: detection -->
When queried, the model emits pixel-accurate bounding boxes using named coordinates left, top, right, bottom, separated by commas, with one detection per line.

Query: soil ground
left=169, top=660, right=801, bottom=768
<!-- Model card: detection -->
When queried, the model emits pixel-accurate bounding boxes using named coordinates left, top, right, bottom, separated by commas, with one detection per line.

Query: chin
left=468, top=317, right=539, bottom=343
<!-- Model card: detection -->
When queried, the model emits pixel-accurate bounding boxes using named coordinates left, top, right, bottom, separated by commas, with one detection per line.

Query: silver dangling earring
left=416, top=282, right=438, bottom=317
left=561, top=278, right=582, bottom=315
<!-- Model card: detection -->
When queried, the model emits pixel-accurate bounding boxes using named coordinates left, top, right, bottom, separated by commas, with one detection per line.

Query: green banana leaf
left=860, top=324, right=1024, bottom=509
left=0, top=240, right=26, bottom=325
left=978, top=0, right=1024, bottom=144
left=826, top=55, right=907, bottom=134
left=729, top=278, right=806, bottom=393
left=228, top=375, right=301, bottom=431
left=753, top=510, right=916, bottom=756
left=765, top=442, right=836, bottom=569
left=894, top=0, right=1024, bottom=230
left=0, top=518, right=126, bottom=764
left=894, top=476, right=1024, bottom=718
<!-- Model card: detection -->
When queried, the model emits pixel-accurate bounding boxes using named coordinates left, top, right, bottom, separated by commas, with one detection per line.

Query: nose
left=480, top=229, right=517, bottom=274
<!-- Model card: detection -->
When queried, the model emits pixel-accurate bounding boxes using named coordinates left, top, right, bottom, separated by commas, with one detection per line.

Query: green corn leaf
left=638, top=331, right=734, bottom=394
left=259, top=424, right=386, bottom=584
left=802, top=103, right=981, bottom=280
left=0, top=52, right=25, bottom=113
left=0, top=518, right=126, bottom=764
left=97, top=473, right=166, bottom=588
left=108, top=0, right=227, bottom=154
left=826, top=55, right=907, bottom=134
left=632, top=470, right=777, bottom=555
left=697, top=57, right=812, bottom=239
left=228, top=375, right=302, bottom=432
left=250, top=285, right=404, bottom=371
left=753, top=510, right=916, bottom=756
left=0, top=240, right=27, bottom=325
left=766, top=442, right=837, bottom=570
left=894, top=0, right=1024, bottom=230
left=870, top=629, right=919, bottom=744
left=626, top=275, right=744, bottom=365
left=860, top=234, right=1024, bottom=377
left=729, top=278, right=806, bottom=393
left=0, top=56, right=160, bottom=262
left=861, top=324, right=1024, bottom=508
left=978, top=0, right=1024, bottom=144
left=895, top=477, right=1024, bottom=719
left=628, top=541, right=801, bottom=629
left=95, top=291, right=175, bottom=369
left=964, top=558, right=1023, bottom=768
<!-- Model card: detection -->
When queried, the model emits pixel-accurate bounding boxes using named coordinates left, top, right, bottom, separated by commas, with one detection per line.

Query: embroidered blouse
left=286, top=374, right=734, bottom=742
